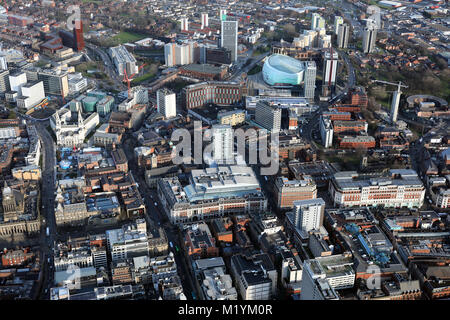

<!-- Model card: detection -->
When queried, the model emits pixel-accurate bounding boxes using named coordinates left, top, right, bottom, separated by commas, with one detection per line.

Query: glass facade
left=262, top=54, right=305, bottom=86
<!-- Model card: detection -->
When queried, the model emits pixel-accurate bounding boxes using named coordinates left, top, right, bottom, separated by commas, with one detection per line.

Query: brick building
left=274, top=176, right=317, bottom=209
left=1, top=249, right=34, bottom=267
left=338, top=135, right=376, bottom=149
left=184, top=223, right=219, bottom=259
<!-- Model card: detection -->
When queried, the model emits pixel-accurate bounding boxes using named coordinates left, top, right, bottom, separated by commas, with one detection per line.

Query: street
left=122, top=136, right=198, bottom=300
left=27, top=118, right=57, bottom=299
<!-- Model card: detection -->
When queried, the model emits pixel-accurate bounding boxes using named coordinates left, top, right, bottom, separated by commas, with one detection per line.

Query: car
left=154, top=202, right=158, bottom=206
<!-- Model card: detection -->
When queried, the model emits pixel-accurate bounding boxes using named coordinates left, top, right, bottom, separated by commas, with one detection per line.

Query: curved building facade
left=182, top=81, right=245, bottom=109
left=262, top=54, right=305, bottom=86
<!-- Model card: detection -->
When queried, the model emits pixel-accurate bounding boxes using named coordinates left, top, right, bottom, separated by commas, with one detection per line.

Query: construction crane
left=372, top=80, right=408, bottom=124
left=123, top=63, right=147, bottom=98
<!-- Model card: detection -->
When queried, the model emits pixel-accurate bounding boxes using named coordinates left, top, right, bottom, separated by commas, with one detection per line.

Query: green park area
left=75, top=61, right=107, bottom=79
left=247, top=65, right=262, bottom=75
left=111, top=31, right=148, bottom=44
left=131, top=72, right=156, bottom=84
left=82, top=0, right=102, bottom=4
left=131, top=64, right=159, bottom=84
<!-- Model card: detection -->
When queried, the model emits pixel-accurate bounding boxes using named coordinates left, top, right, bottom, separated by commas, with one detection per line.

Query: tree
left=283, top=23, right=297, bottom=38
left=368, top=96, right=380, bottom=112
left=435, top=57, right=448, bottom=70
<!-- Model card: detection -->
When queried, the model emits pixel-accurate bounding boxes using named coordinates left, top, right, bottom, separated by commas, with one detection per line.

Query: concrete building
left=194, top=257, right=237, bottom=301
left=38, top=69, right=69, bottom=97
left=200, top=266, right=237, bottom=300
left=301, top=253, right=355, bottom=300
left=180, top=18, right=189, bottom=31
left=211, top=124, right=234, bottom=165
left=254, top=100, right=281, bottom=133
left=292, top=198, right=326, bottom=233
left=322, top=50, right=338, bottom=87
left=390, top=88, right=402, bottom=124
left=156, top=88, right=176, bottom=119
left=279, top=249, right=303, bottom=294
left=106, top=219, right=149, bottom=263
left=230, top=253, right=277, bottom=300
left=0, top=127, right=17, bottom=139
left=304, top=61, right=316, bottom=100
left=201, top=13, right=209, bottom=29
left=334, top=16, right=344, bottom=35
left=108, top=45, right=138, bottom=76
left=436, top=189, right=450, bottom=208
left=0, top=69, right=10, bottom=94
left=337, top=24, right=350, bottom=49
left=68, top=72, right=88, bottom=94
left=8, top=71, right=27, bottom=96
left=320, top=116, right=334, bottom=148
left=118, top=86, right=148, bottom=112
left=362, top=27, right=377, bottom=54
left=164, top=42, right=196, bottom=67
left=0, top=55, right=7, bottom=70
left=16, top=81, right=45, bottom=110
left=221, top=20, right=238, bottom=62
left=311, top=13, right=325, bottom=30
left=25, top=124, right=41, bottom=166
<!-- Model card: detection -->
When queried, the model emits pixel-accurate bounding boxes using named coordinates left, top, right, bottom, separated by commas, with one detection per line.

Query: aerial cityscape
left=0, top=0, right=448, bottom=304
